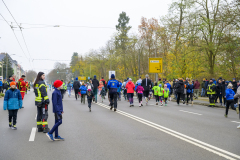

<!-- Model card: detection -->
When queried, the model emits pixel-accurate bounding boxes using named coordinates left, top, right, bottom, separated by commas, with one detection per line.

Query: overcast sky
left=0, top=0, right=171, bottom=74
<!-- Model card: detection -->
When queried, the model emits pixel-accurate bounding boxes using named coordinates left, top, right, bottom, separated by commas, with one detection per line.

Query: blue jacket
left=79, top=85, right=87, bottom=95
left=187, top=84, right=194, bottom=93
left=225, top=89, right=235, bottom=100
left=67, top=83, right=72, bottom=90
left=117, top=82, right=122, bottom=92
left=3, top=89, right=22, bottom=110
left=107, top=79, right=120, bottom=94
left=0, top=81, right=2, bottom=87
left=52, top=89, right=63, bottom=115
left=166, top=83, right=171, bottom=92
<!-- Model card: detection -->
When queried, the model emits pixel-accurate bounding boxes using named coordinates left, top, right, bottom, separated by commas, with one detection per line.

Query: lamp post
left=142, top=27, right=158, bottom=82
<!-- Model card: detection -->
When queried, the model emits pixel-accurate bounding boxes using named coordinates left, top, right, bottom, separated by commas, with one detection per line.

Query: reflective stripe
left=44, top=96, right=49, bottom=100
left=37, top=121, right=42, bottom=125
left=42, top=122, right=48, bottom=125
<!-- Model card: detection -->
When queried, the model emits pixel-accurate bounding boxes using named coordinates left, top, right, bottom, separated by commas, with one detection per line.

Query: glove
left=45, top=99, right=50, bottom=105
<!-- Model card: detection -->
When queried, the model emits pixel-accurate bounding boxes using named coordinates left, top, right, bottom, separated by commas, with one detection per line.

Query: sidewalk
left=171, top=96, right=225, bottom=108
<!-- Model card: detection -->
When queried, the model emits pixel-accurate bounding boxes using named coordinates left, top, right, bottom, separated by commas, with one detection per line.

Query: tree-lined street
left=0, top=90, right=239, bottom=160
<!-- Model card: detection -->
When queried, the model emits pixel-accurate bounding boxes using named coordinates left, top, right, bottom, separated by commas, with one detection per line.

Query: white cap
left=88, top=86, right=91, bottom=90
left=129, top=78, right=132, bottom=81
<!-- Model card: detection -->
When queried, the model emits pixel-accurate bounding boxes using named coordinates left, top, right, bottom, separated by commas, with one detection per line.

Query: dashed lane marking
left=179, top=110, right=202, bottom=116
left=231, top=121, right=240, bottom=124
left=96, top=102, right=239, bottom=160
left=29, top=127, right=37, bottom=141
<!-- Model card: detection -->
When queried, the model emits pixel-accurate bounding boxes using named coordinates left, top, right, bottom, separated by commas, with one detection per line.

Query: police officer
left=4, top=76, right=13, bottom=91
left=107, top=74, right=119, bottom=111
left=34, top=72, right=50, bottom=133
left=207, top=79, right=216, bottom=107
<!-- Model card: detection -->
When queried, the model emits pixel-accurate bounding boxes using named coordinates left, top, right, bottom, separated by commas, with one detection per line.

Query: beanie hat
left=76, top=77, right=78, bottom=80
left=159, top=84, right=162, bottom=87
left=94, top=75, right=96, bottom=78
left=159, top=78, right=161, bottom=80
left=111, top=74, right=115, bottom=78
left=21, top=75, right=26, bottom=77
left=10, top=81, right=16, bottom=86
left=54, top=80, right=63, bottom=88
left=233, top=78, right=236, bottom=80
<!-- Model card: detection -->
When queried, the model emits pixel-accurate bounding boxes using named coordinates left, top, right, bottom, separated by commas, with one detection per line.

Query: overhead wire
left=0, top=13, right=31, bottom=67
left=1, top=0, right=34, bottom=70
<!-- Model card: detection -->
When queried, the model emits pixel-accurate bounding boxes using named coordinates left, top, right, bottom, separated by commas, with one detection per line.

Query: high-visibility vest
left=207, top=83, right=216, bottom=95
left=35, top=83, right=49, bottom=103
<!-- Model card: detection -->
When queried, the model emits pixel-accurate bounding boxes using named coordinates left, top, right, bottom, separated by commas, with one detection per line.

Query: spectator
left=194, top=79, right=200, bottom=99
left=201, top=79, right=206, bottom=97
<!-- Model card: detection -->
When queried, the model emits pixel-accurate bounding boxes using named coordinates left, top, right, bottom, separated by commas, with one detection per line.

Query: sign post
left=149, top=58, right=163, bottom=82
left=109, top=71, right=116, bottom=79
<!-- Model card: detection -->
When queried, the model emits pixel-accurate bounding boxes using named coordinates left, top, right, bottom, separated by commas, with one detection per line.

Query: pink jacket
left=136, top=85, right=144, bottom=94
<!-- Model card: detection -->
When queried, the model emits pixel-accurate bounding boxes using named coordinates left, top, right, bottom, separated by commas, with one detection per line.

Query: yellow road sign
left=149, top=58, right=162, bottom=73
left=78, top=76, right=86, bottom=80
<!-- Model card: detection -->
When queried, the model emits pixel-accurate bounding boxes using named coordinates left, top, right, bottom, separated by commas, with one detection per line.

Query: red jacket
left=126, top=81, right=135, bottom=93
left=18, top=78, right=26, bottom=91
left=194, top=81, right=200, bottom=89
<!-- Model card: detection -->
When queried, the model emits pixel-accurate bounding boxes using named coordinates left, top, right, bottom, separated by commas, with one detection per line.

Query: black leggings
left=226, top=100, right=236, bottom=115
left=138, top=94, right=143, bottom=103
left=155, top=95, right=159, bottom=102
left=177, top=93, right=182, bottom=104
left=8, top=109, right=18, bottom=125
left=187, top=93, right=193, bottom=103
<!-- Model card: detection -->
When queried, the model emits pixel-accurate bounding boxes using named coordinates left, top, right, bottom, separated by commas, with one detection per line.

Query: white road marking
left=179, top=110, right=202, bottom=116
left=35, top=114, right=37, bottom=120
left=96, top=103, right=239, bottom=160
left=231, top=121, right=240, bottom=124
left=29, top=127, right=37, bottom=141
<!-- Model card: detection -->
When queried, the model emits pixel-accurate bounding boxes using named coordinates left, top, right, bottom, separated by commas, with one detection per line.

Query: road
left=0, top=90, right=240, bottom=160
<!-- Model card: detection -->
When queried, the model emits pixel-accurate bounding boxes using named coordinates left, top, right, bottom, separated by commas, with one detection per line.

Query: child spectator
left=46, top=80, right=64, bottom=141
left=3, top=81, right=22, bottom=130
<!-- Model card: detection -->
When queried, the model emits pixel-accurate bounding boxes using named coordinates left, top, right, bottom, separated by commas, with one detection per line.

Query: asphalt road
left=0, top=90, right=240, bottom=160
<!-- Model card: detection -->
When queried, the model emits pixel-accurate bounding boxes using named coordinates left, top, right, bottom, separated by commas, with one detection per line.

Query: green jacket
left=164, top=88, right=169, bottom=98
left=158, top=87, right=164, bottom=96
left=152, top=86, right=160, bottom=96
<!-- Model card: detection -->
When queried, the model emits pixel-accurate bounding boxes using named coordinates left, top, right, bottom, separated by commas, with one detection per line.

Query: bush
left=0, top=93, right=5, bottom=97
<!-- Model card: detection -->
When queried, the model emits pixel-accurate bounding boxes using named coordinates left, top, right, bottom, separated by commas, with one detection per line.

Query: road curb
left=171, top=99, right=225, bottom=108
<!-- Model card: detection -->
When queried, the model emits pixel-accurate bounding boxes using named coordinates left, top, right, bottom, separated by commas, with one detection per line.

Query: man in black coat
left=92, top=75, right=99, bottom=103
left=141, top=74, right=152, bottom=104
left=73, top=77, right=81, bottom=100
left=216, top=79, right=223, bottom=106
left=176, top=78, right=184, bottom=105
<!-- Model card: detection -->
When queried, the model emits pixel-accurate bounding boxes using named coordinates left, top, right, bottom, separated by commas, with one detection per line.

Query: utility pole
left=6, top=53, right=8, bottom=79
left=138, top=49, right=140, bottom=77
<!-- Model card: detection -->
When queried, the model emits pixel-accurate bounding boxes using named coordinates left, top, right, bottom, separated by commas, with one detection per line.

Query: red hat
left=10, top=81, right=16, bottom=86
left=54, top=80, right=63, bottom=88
